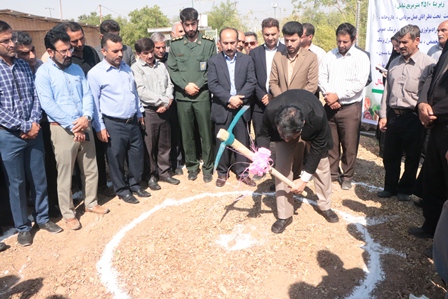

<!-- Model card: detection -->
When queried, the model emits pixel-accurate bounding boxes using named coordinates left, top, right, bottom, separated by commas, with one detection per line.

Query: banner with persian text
left=363, top=0, right=447, bottom=124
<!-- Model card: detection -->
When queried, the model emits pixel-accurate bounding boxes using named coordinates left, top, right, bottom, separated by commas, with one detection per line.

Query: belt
left=392, top=108, right=414, bottom=116
left=50, top=122, right=61, bottom=126
left=103, top=114, right=136, bottom=124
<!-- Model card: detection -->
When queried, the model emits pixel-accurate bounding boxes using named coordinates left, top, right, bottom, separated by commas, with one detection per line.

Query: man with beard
left=0, top=21, right=62, bottom=246
left=208, top=27, right=257, bottom=187
left=319, top=23, right=370, bottom=190
left=237, top=30, right=245, bottom=53
left=167, top=7, right=216, bottom=183
left=171, top=22, right=185, bottom=39
left=36, top=28, right=110, bottom=230
left=98, top=20, right=135, bottom=66
left=88, top=33, right=150, bottom=204
left=269, top=21, right=319, bottom=180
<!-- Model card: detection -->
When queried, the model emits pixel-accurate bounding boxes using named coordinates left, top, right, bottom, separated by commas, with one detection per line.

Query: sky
left=2, top=0, right=295, bottom=31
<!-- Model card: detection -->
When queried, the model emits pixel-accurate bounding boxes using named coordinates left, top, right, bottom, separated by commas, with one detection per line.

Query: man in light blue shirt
left=36, top=28, right=110, bottom=230
left=88, top=33, right=150, bottom=204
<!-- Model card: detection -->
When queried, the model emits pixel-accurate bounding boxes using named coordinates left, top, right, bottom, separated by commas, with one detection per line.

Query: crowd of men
left=1, top=9, right=448, bottom=293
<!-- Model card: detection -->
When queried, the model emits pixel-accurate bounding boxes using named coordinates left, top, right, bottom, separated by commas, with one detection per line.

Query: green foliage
left=78, top=12, right=113, bottom=26
left=291, top=0, right=368, bottom=51
left=78, top=5, right=170, bottom=49
left=207, top=0, right=247, bottom=33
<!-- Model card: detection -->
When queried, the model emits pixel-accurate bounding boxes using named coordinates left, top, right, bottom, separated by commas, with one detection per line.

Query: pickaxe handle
left=217, top=129, right=307, bottom=196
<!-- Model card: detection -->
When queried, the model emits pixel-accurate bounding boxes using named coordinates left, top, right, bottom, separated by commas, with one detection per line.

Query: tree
left=78, top=12, right=113, bottom=26
left=291, top=0, right=368, bottom=51
left=208, top=0, right=246, bottom=33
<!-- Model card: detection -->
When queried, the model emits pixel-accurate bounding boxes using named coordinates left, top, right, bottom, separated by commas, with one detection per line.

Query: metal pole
left=45, top=7, right=54, bottom=18
left=59, top=0, right=63, bottom=20
left=99, top=4, right=102, bottom=24
left=356, top=0, right=361, bottom=46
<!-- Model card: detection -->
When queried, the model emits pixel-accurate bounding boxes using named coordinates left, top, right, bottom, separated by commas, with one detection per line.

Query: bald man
left=171, top=22, right=185, bottom=38
left=428, top=20, right=448, bottom=61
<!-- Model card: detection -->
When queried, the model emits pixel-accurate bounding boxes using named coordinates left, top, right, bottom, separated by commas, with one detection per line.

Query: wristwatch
left=84, top=115, right=92, bottom=122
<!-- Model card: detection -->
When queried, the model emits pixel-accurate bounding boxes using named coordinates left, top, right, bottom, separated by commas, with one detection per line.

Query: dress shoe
left=17, top=231, right=32, bottom=246
left=0, top=242, right=7, bottom=252
left=377, top=190, right=395, bottom=198
left=203, top=174, right=213, bottom=183
left=133, top=189, right=151, bottom=197
left=341, top=180, right=352, bottom=190
left=160, top=176, right=180, bottom=185
left=86, top=205, right=110, bottom=214
left=216, top=176, right=227, bottom=187
left=414, top=199, right=424, bottom=208
left=253, top=173, right=266, bottom=181
left=271, top=217, right=293, bottom=234
left=148, top=178, right=161, bottom=190
left=188, top=171, right=198, bottom=181
left=240, top=176, right=256, bottom=187
left=119, top=194, right=140, bottom=204
left=98, top=185, right=116, bottom=197
left=397, top=193, right=410, bottom=201
left=66, top=218, right=81, bottom=230
left=320, top=209, right=339, bottom=223
left=174, top=168, right=184, bottom=176
left=408, top=226, right=433, bottom=239
left=39, top=221, right=63, bottom=234
left=423, top=245, right=433, bottom=259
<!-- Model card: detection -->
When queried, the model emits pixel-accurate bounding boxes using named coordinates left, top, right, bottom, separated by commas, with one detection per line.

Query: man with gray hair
left=427, top=20, right=448, bottom=61
left=171, top=22, right=185, bottom=38
left=377, top=25, right=435, bottom=204
left=150, top=32, right=168, bottom=63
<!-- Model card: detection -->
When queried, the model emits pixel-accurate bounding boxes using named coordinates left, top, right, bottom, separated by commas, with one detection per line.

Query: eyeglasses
left=0, top=37, right=17, bottom=46
left=244, top=41, right=257, bottom=46
left=55, top=47, right=74, bottom=56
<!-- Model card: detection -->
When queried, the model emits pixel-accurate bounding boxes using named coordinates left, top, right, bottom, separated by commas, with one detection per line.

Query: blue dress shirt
left=35, top=60, right=94, bottom=130
left=87, top=59, right=142, bottom=131
left=225, top=52, right=237, bottom=99
left=0, top=58, right=41, bottom=132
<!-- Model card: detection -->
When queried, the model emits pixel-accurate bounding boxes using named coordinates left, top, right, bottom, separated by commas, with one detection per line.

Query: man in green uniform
left=167, top=7, right=216, bottom=182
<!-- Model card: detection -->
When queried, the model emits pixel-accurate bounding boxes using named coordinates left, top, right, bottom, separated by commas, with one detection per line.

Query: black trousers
left=214, top=111, right=250, bottom=178
left=143, top=108, right=172, bottom=180
left=382, top=111, right=423, bottom=195
left=103, top=116, right=144, bottom=197
left=422, top=123, right=448, bottom=235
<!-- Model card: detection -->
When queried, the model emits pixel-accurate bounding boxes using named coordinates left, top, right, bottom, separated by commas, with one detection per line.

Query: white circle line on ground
left=97, top=182, right=401, bottom=299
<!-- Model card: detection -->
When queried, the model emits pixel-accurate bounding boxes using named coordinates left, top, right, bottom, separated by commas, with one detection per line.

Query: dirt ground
left=0, top=135, right=446, bottom=299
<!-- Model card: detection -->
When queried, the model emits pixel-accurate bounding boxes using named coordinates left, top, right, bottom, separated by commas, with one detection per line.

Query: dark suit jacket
left=208, top=52, right=257, bottom=124
left=250, top=42, right=286, bottom=113
left=418, top=44, right=448, bottom=116
left=256, top=89, right=333, bottom=175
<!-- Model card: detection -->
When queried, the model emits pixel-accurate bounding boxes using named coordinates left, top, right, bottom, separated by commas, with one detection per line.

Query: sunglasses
left=244, top=41, right=257, bottom=46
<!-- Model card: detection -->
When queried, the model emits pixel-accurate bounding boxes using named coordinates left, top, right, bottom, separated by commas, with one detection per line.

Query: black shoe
left=269, top=183, right=275, bottom=191
left=203, top=174, right=213, bottom=183
left=377, top=190, right=395, bottom=198
left=17, top=231, right=32, bottom=246
left=341, top=180, right=352, bottom=190
left=98, top=185, right=116, bottom=197
left=414, top=199, right=424, bottom=208
left=148, top=178, right=161, bottom=191
left=0, top=242, right=7, bottom=252
left=423, top=245, right=433, bottom=259
left=188, top=171, right=198, bottom=181
left=253, top=173, right=266, bottom=181
left=216, top=176, right=227, bottom=187
left=320, top=209, right=339, bottom=223
left=119, top=194, right=140, bottom=204
left=397, top=193, right=410, bottom=201
left=174, top=168, right=184, bottom=176
left=240, top=176, right=256, bottom=187
left=39, top=221, right=63, bottom=234
left=271, top=217, right=293, bottom=234
left=133, top=189, right=151, bottom=197
left=408, top=227, right=433, bottom=239
left=160, top=177, right=180, bottom=185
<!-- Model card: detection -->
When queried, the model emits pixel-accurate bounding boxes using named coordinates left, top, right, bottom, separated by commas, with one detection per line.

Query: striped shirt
left=0, top=57, right=41, bottom=132
left=318, top=45, right=370, bottom=105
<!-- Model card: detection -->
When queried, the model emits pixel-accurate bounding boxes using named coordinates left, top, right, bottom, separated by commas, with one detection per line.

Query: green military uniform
left=167, top=34, right=216, bottom=175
